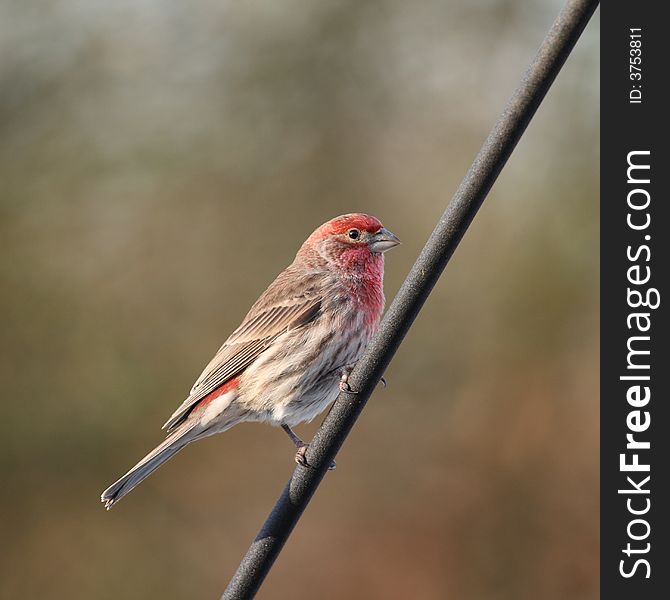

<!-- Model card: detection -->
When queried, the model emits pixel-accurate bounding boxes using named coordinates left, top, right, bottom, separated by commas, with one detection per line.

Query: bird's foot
left=295, top=445, right=336, bottom=471
left=338, top=374, right=386, bottom=393
left=338, top=372, right=358, bottom=394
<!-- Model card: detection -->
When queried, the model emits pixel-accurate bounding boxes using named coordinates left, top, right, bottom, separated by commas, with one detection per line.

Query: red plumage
left=101, top=213, right=399, bottom=508
left=193, top=376, right=240, bottom=411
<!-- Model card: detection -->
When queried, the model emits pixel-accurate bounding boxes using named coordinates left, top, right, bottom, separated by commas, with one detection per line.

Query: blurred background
left=0, top=0, right=599, bottom=598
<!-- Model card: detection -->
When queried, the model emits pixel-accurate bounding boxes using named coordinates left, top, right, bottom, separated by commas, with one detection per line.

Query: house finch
left=101, top=213, right=400, bottom=509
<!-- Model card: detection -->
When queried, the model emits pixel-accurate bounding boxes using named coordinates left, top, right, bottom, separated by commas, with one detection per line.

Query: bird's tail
left=101, top=422, right=200, bottom=510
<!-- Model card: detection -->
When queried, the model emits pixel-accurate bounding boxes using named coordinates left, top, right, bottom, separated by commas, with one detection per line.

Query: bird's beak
left=368, top=227, right=401, bottom=254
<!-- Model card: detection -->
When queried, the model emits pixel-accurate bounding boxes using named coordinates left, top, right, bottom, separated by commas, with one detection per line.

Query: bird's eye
left=347, top=229, right=360, bottom=240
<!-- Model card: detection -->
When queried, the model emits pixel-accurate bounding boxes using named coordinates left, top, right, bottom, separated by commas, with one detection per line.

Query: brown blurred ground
left=0, top=1, right=599, bottom=599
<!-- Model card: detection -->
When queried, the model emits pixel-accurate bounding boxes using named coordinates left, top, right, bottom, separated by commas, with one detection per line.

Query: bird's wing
left=162, top=276, right=323, bottom=432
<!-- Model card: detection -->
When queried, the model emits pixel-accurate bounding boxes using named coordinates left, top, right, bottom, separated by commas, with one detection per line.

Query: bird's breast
left=236, top=294, right=378, bottom=424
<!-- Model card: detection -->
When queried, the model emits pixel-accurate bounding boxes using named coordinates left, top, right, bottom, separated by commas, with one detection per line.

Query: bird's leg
left=338, top=368, right=358, bottom=394
left=338, top=367, right=387, bottom=392
left=281, top=423, right=306, bottom=449
left=281, top=424, right=336, bottom=471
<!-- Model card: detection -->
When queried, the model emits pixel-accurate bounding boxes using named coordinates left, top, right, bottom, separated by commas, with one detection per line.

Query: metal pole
left=222, top=1, right=599, bottom=597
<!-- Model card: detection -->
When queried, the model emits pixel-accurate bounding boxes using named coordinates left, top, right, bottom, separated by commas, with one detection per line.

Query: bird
left=101, top=213, right=400, bottom=509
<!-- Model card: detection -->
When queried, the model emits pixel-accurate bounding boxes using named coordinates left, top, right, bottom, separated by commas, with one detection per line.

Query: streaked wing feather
left=162, top=293, right=321, bottom=431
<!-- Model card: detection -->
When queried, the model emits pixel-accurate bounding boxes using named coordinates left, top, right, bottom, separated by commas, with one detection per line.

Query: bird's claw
left=295, top=445, right=309, bottom=467
left=294, top=445, right=336, bottom=470
left=338, top=379, right=358, bottom=394
left=338, top=371, right=386, bottom=394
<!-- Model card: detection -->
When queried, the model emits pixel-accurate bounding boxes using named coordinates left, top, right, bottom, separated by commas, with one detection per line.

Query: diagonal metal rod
left=222, top=1, right=599, bottom=598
